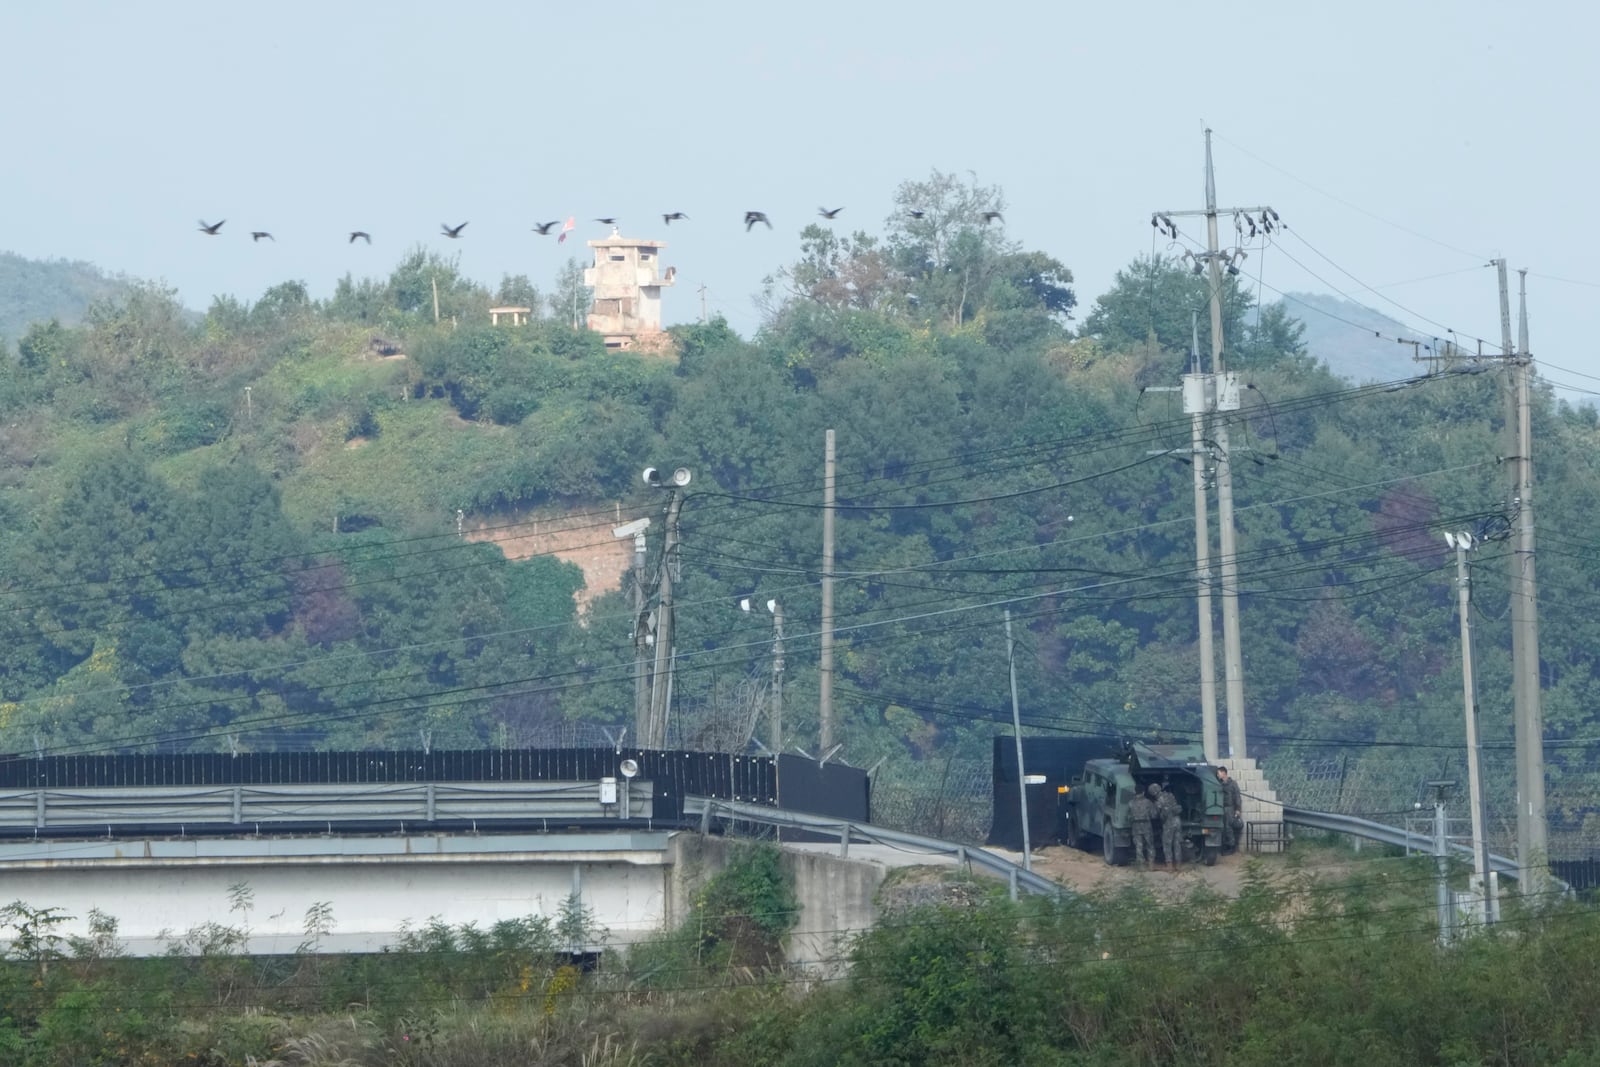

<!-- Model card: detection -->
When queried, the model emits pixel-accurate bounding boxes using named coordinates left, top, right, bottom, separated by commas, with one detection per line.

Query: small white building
left=583, top=229, right=675, bottom=349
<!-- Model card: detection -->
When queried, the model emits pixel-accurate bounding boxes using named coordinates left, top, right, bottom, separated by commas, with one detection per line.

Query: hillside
left=0, top=249, right=131, bottom=345
left=2, top=178, right=1599, bottom=860
left=1284, top=290, right=1430, bottom=382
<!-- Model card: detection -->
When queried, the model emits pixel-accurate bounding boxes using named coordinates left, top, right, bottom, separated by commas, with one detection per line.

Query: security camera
left=766, top=599, right=778, bottom=614
left=740, top=597, right=752, bottom=612
left=642, top=467, right=661, bottom=486
left=619, top=759, right=639, bottom=779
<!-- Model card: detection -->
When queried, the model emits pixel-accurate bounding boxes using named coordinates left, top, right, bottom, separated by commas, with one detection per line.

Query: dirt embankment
left=465, top=507, right=635, bottom=614
left=985, top=842, right=1361, bottom=902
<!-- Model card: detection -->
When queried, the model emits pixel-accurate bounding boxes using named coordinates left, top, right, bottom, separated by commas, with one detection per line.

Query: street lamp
left=741, top=597, right=785, bottom=752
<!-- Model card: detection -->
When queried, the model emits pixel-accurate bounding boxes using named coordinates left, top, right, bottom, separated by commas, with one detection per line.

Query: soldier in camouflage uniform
left=1130, top=784, right=1159, bottom=868
left=1154, top=782, right=1184, bottom=873
left=1217, top=766, right=1244, bottom=852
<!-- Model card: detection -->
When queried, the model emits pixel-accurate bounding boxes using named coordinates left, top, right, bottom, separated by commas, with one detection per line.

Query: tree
left=885, top=171, right=1015, bottom=328
left=547, top=258, right=592, bottom=327
left=1081, top=253, right=1253, bottom=356
left=763, top=225, right=901, bottom=316
left=495, top=274, right=544, bottom=316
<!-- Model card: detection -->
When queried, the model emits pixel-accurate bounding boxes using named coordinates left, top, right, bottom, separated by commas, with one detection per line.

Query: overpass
left=0, top=748, right=1559, bottom=962
left=0, top=747, right=886, bottom=961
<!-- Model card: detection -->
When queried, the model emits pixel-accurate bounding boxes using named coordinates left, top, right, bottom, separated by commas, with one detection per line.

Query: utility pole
left=243, top=385, right=252, bottom=424
left=770, top=600, right=785, bottom=753
left=1430, top=781, right=1456, bottom=946
left=615, top=518, right=653, bottom=742
left=1152, top=128, right=1273, bottom=759
left=1447, top=531, right=1491, bottom=924
left=698, top=283, right=708, bottom=324
left=1005, top=609, right=1032, bottom=871
left=819, top=429, right=836, bottom=753
left=431, top=276, right=441, bottom=324
left=1495, top=260, right=1548, bottom=896
left=646, top=485, right=687, bottom=748
left=1186, top=312, right=1220, bottom=761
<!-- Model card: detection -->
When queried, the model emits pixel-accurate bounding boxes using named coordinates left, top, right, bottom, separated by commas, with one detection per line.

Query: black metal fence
left=0, top=748, right=870, bottom=831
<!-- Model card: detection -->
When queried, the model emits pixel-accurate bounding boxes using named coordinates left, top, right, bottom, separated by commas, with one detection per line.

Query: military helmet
left=1147, top=783, right=1161, bottom=797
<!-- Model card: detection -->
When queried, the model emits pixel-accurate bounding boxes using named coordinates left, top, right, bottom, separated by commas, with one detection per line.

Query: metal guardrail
left=684, top=795, right=1064, bottom=899
left=0, top=780, right=655, bottom=831
left=1283, top=805, right=1565, bottom=891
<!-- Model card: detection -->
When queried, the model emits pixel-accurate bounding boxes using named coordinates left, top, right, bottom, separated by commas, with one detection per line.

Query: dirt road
left=987, top=841, right=1360, bottom=901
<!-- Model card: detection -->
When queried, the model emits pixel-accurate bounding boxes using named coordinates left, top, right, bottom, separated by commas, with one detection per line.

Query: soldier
left=1217, top=766, right=1244, bottom=852
left=1154, top=782, right=1184, bottom=873
left=1130, top=784, right=1159, bottom=868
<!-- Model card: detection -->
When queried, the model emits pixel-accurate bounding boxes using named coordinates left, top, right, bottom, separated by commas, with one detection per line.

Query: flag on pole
left=557, top=216, right=576, bottom=244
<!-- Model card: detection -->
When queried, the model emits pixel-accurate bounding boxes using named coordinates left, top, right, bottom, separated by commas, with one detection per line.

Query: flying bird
left=596, top=217, right=618, bottom=225
left=663, top=212, right=689, bottom=224
left=532, top=221, right=560, bottom=235
left=198, top=219, right=225, bottom=235
left=349, top=231, right=371, bottom=244
left=906, top=210, right=926, bottom=220
left=818, top=207, right=844, bottom=219
left=744, top=211, right=772, bottom=231
left=251, top=231, right=274, bottom=242
left=981, top=211, right=1004, bottom=224
left=441, top=222, right=468, bottom=238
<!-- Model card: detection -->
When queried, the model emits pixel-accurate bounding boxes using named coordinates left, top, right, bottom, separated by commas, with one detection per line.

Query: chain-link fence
left=869, top=758, right=994, bottom=844
left=1265, top=748, right=1600, bottom=861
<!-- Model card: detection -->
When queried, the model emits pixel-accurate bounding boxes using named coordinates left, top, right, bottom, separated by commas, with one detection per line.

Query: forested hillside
left=3, top=171, right=1598, bottom=850
left=0, top=251, right=129, bottom=345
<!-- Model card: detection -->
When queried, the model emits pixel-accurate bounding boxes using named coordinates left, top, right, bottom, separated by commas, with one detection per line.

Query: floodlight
left=1444, top=532, right=1457, bottom=550
left=672, top=468, right=692, bottom=487
left=619, top=759, right=640, bottom=779
left=740, top=597, right=753, bottom=612
left=766, top=599, right=778, bottom=614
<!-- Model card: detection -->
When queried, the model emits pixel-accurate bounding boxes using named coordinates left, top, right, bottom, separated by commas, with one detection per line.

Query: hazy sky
left=6, top=1, right=1598, bottom=389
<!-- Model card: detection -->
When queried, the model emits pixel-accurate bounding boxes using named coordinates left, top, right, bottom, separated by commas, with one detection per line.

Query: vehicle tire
left=1102, top=825, right=1125, bottom=866
left=1203, top=845, right=1220, bottom=867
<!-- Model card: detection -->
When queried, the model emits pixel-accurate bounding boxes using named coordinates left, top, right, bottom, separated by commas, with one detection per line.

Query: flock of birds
left=192, top=208, right=1007, bottom=243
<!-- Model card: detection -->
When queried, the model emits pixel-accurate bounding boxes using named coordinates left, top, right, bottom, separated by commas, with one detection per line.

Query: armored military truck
left=1059, top=741, right=1226, bottom=867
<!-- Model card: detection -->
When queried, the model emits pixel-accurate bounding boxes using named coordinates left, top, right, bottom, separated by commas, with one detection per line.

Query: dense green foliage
left=2, top=172, right=1599, bottom=845
left=6, top=850, right=1600, bottom=1065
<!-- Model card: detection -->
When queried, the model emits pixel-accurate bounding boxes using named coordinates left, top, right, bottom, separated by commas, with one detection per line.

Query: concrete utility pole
left=1447, top=531, right=1491, bottom=924
left=614, top=518, right=653, bottom=742
left=1187, top=312, right=1220, bottom=761
left=770, top=601, right=785, bottom=753
left=1005, top=609, right=1032, bottom=871
left=819, top=429, right=837, bottom=753
left=1504, top=262, right=1542, bottom=895
left=1493, top=261, right=1548, bottom=896
left=647, top=492, right=685, bottom=748
left=1430, top=781, right=1456, bottom=946
left=1152, top=129, right=1273, bottom=759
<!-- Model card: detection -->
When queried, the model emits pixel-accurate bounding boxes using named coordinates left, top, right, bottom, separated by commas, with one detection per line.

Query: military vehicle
left=1058, top=741, right=1226, bottom=866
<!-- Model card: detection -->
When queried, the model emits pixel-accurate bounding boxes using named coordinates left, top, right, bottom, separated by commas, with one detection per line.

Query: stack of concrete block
left=1227, top=756, right=1287, bottom=853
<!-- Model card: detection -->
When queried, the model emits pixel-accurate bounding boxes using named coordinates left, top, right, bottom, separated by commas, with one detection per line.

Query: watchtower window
left=639, top=252, right=652, bottom=261
left=609, top=254, right=626, bottom=262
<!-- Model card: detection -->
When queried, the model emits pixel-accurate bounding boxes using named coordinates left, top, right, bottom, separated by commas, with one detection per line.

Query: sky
left=5, top=0, right=1599, bottom=391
